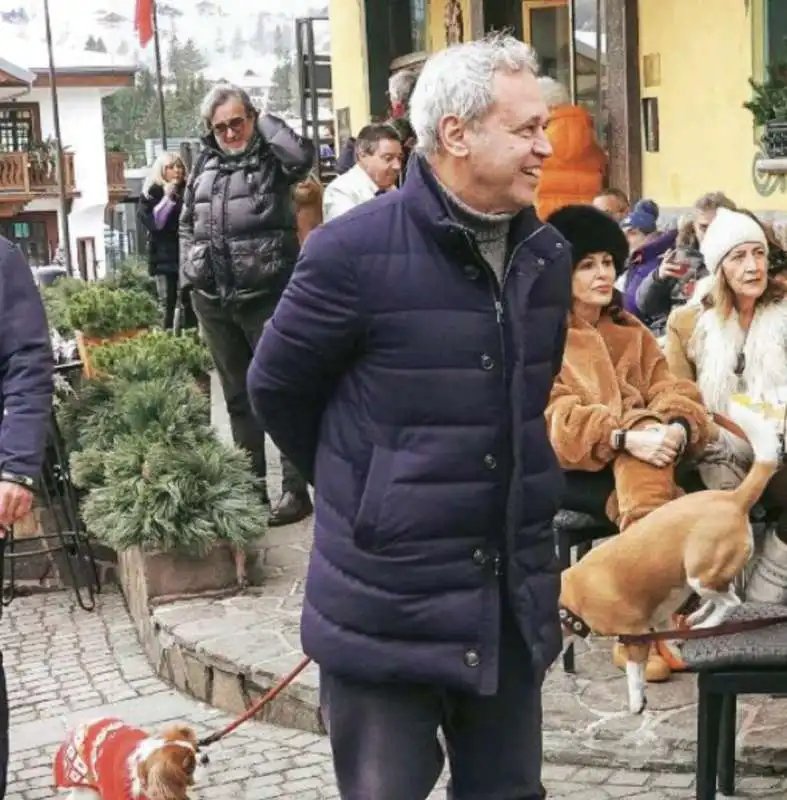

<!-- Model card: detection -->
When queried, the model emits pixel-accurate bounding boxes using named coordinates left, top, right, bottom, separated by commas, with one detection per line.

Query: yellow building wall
left=638, top=0, right=783, bottom=211
left=328, top=0, right=371, bottom=136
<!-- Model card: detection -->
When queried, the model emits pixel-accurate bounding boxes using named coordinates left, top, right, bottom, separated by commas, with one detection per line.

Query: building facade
left=328, top=0, right=787, bottom=220
left=0, top=46, right=134, bottom=278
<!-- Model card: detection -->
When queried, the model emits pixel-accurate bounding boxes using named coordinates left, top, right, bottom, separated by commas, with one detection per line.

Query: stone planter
left=118, top=541, right=266, bottom=641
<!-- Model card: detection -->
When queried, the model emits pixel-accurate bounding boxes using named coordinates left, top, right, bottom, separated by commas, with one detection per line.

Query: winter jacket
left=179, top=114, right=315, bottom=303
left=535, top=104, right=606, bottom=221
left=322, top=163, right=381, bottom=222
left=138, top=182, right=183, bottom=276
left=247, top=155, right=572, bottom=694
left=546, top=309, right=712, bottom=472
left=0, top=238, right=53, bottom=482
left=621, top=229, right=677, bottom=321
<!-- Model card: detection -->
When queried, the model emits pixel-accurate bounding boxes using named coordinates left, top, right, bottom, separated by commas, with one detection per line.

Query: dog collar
left=559, top=605, right=592, bottom=639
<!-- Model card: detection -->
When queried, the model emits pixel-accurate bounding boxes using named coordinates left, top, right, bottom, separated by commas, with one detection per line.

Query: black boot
left=268, top=490, right=313, bottom=527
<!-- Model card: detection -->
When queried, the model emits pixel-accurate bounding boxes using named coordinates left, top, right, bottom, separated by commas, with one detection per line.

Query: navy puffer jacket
left=248, top=156, right=571, bottom=694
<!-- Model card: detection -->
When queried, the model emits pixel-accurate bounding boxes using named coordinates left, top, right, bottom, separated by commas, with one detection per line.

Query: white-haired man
left=249, top=34, right=571, bottom=799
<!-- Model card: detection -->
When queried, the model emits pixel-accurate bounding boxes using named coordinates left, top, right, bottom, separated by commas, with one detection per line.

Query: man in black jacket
left=180, top=84, right=315, bottom=530
left=0, top=236, right=54, bottom=797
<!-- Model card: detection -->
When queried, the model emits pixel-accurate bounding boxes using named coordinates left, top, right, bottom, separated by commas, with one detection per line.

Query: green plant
left=91, top=330, right=212, bottom=380
left=66, top=284, right=160, bottom=338
left=104, top=257, right=158, bottom=299
left=744, top=60, right=787, bottom=125
left=69, top=375, right=211, bottom=487
left=81, top=437, right=266, bottom=554
left=40, top=276, right=90, bottom=335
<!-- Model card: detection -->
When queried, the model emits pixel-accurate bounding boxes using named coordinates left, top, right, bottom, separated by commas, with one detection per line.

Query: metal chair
left=0, top=363, right=100, bottom=615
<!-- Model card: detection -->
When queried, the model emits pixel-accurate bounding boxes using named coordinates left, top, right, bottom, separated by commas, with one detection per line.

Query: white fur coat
left=687, top=299, right=787, bottom=415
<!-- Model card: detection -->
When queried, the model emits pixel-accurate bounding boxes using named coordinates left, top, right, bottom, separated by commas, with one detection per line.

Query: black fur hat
left=546, top=204, right=630, bottom=276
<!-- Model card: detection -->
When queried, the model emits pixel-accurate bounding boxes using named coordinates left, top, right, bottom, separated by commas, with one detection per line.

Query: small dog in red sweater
left=53, top=717, right=208, bottom=799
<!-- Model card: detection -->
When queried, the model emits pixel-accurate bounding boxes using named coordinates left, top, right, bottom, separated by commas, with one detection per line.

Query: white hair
left=388, top=69, right=418, bottom=106
left=537, top=76, right=570, bottom=109
left=409, top=33, right=539, bottom=156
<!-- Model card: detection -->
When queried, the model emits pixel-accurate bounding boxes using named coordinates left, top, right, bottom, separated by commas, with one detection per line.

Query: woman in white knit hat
left=664, top=206, right=787, bottom=604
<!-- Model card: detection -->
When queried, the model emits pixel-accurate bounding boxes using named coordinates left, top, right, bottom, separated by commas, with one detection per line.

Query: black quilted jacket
left=180, top=114, right=315, bottom=302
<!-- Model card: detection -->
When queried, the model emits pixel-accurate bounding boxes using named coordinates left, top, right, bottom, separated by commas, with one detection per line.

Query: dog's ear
left=158, top=724, right=198, bottom=747
left=144, top=746, right=195, bottom=799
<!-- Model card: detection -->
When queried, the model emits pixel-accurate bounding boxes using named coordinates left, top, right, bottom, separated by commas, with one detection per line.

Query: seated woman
left=665, top=207, right=787, bottom=604
left=547, top=205, right=715, bottom=682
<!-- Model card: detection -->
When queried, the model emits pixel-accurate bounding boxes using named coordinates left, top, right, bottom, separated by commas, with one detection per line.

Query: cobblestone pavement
left=4, top=591, right=787, bottom=799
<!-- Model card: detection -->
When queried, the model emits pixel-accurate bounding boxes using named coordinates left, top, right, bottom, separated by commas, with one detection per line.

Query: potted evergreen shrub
left=66, top=284, right=160, bottom=376
left=90, top=329, right=212, bottom=392
left=62, top=369, right=267, bottom=602
left=744, top=57, right=787, bottom=158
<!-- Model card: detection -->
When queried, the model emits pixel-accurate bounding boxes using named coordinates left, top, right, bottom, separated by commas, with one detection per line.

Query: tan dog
left=559, top=396, right=781, bottom=714
left=54, top=718, right=208, bottom=799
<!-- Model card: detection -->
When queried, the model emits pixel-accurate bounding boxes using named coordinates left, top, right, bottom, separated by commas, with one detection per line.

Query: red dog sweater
left=53, top=717, right=149, bottom=798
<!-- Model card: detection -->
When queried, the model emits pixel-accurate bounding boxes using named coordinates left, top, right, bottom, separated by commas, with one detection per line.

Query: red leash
left=197, top=655, right=313, bottom=748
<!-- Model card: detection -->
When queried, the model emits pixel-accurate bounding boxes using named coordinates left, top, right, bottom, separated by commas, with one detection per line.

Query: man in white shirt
left=322, top=123, right=403, bottom=221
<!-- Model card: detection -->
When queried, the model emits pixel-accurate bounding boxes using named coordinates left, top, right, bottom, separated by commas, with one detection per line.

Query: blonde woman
left=138, top=152, right=194, bottom=329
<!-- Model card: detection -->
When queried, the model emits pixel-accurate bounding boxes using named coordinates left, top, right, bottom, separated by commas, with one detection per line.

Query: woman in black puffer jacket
left=138, top=152, right=195, bottom=329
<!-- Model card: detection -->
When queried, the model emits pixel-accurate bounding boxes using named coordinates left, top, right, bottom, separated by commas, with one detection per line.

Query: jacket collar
left=400, top=154, right=553, bottom=252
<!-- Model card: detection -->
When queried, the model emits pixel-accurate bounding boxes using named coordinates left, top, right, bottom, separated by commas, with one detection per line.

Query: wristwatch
left=612, top=430, right=627, bottom=452
left=0, top=471, right=35, bottom=490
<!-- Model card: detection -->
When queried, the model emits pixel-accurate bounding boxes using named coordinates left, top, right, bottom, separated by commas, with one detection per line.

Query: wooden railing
left=0, top=151, right=76, bottom=195
left=29, top=152, right=76, bottom=193
left=106, top=150, right=128, bottom=195
left=0, top=152, right=30, bottom=193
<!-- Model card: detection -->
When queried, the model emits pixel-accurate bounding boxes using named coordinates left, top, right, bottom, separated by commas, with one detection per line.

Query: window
left=766, top=0, right=787, bottom=66
left=523, top=0, right=607, bottom=139
left=0, top=106, right=35, bottom=152
left=0, top=220, right=49, bottom=266
left=409, top=0, right=428, bottom=52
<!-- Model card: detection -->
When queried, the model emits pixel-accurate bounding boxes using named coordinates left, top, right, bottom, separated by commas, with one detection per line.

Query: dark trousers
left=191, top=291, right=307, bottom=498
left=320, top=606, right=546, bottom=800
left=156, top=273, right=197, bottom=331
left=0, top=655, right=7, bottom=799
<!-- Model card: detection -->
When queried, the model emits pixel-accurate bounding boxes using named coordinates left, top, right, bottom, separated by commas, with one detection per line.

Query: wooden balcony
left=106, top=150, right=129, bottom=204
left=0, top=150, right=77, bottom=216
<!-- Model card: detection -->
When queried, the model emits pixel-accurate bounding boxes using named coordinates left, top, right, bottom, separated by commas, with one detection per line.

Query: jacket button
left=556, top=242, right=564, bottom=249
left=463, top=264, right=481, bottom=280
left=537, top=257, right=545, bottom=266
left=464, top=649, right=480, bottom=668
left=480, top=354, right=494, bottom=370
left=472, top=548, right=487, bottom=566
left=484, top=454, right=497, bottom=469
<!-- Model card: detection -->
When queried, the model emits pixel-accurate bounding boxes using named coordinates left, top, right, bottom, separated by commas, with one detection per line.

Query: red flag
left=135, top=0, right=154, bottom=47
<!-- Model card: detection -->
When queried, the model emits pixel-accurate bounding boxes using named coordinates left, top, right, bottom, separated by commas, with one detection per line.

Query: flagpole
left=42, top=0, right=74, bottom=277
left=152, top=0, right=168, bottom=151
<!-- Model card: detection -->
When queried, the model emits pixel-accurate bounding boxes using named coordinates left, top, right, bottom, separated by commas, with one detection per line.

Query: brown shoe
left=613, top=642, right=672, bottom=683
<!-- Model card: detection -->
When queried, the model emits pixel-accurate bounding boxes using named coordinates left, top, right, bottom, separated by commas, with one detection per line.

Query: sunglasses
left=211, top=116, right=248, bottom=137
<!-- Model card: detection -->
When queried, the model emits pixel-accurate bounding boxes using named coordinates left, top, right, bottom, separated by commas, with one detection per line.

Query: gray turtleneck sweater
left=436, top=180, right=513, bottom=285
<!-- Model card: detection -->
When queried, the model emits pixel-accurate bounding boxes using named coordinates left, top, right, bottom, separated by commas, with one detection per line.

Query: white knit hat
left=700, top=207, right=768, bottom=274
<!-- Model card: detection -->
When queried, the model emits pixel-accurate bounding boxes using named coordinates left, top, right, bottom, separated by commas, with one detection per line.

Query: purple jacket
left=248, top=156, right=571, bottom=694
left=0, top=238, right=53, bottom=481
left=622, top=229, right=677, bottom=318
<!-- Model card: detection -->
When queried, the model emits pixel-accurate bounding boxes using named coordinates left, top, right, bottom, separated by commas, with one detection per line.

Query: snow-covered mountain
left=0, top=0, right=329, bottom=81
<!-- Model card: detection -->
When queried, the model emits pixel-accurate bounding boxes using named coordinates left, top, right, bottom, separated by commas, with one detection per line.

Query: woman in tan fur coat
left=547, top=205, right=715, bottom=681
